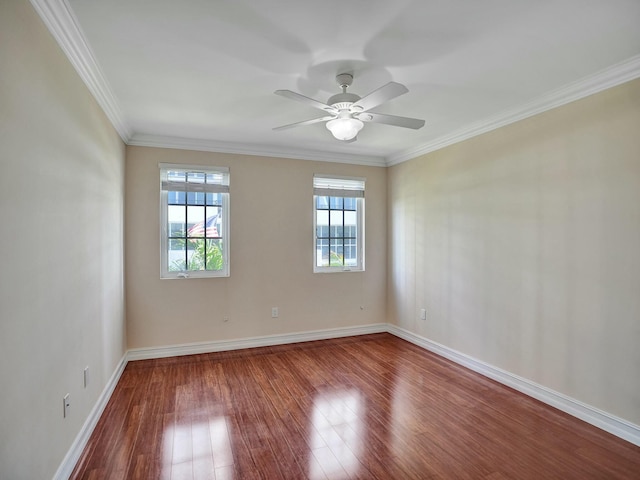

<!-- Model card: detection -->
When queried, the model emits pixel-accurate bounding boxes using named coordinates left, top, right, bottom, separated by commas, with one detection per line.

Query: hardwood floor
left=70, top=333, right=640, bottom=479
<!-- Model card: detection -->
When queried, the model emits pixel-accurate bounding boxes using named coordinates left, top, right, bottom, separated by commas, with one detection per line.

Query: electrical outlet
left=223, top=316, right=229, bottom=323
left=271, top=307, right=279, bottom=318
left=83, top=366, right=89, bottom=388
left=63, top=394, right=70, bottom=418
left=420, top=308, right=427, bottom=321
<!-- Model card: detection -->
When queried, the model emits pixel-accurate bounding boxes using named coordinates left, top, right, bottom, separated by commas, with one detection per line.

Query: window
left=313, top=175, right=365, bottom=272
left=160, top=164, right=229, bottom=278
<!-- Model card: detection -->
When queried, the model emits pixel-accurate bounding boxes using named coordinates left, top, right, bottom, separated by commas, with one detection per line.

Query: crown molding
left=387, top=54, right=640, bottom=166
left=29, top=0, right=640, bottom=167
left=30, top=0, right=132, bottom=141
left=128, top=133, right=387, bottom=167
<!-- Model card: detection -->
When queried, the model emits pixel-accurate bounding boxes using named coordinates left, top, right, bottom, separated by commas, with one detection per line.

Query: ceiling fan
left=273, top=73, right=425, bottom=142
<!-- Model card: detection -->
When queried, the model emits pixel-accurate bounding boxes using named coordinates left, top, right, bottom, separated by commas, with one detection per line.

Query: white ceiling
left=35, top=0, right=640, bottom=165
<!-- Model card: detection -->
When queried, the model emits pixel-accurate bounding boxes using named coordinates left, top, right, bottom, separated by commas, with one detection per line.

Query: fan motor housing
left=327, top=92, right=360, bottom=108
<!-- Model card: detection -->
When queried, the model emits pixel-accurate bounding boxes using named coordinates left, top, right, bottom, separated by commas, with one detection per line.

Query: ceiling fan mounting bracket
left=336, top=73, right=353, bottom=89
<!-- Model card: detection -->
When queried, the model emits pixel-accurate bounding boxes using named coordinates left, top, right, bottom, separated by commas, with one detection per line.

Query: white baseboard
left=55, top=321, right=639, bottom=478
left=53, top=353, right=129, bottom=480
left=127, top=323, right=388, bottom=361
left=387, top=324, right=640, bottom=447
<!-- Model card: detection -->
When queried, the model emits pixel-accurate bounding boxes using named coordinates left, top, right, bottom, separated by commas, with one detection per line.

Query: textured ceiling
left=39, top=0, right=640, bottom=164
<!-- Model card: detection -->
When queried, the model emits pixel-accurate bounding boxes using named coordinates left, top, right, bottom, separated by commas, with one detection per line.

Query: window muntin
left=313, top=175, right=364, bottom=272
left=160, top=164, right=229, bottom=278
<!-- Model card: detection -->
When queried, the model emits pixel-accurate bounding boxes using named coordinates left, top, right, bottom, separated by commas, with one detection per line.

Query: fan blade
left=273, top=115, right=336, bottom=131
left=274, top=90, right=336, bottom=113
left=358, top=112, right=425, bottom=130
left=351, top=82, right=408, bottom=111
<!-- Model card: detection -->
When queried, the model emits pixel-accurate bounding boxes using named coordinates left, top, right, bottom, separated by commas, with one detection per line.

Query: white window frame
left=160, top=163, right=230, bottom=279
left=313, top=174, right=365, bottom=273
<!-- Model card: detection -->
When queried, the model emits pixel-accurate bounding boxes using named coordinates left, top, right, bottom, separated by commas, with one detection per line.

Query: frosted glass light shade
left=326, top=117, right=364, bottom=141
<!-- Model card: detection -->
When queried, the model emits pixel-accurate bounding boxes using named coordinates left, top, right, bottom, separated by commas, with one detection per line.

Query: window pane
left=316, top=210, right=328, bottom=238
left=168, top=191, right=185, bottom=205
left=330, top=225, right=343, bottom=237
left=329, top=196, right=343, bottom=209
left=187, top=191, right=205, bottom=205
left=330, top=239, right=343, bottom=266
left=316, top=196, right=328, bottom=209
left=168, top=239, right=186, bottom=271
left=345, top=238, right=357, bottom=266
left=187, top=239, right=205, bottom=270
left=344, top=211, right=357, bottom=237
left=205, top=206, right=222, bottom=238
left=205, top=239, right=224, bottom=271
left=344, top=197, right=356, bottom=210
left=344, top=225, right=357, bottom=237
left=330, top=210, right=343, bottom=237
left=316, top=239, right=329, bottom=267
left=316, top=225, right=328, bottom=238
left=186, top=206, right=206, bottom=237
left=206, top=192, right=222, bottom=206
left=168, top=205, right=185, bottom=236
left=168, top=222, right=185, bottom=237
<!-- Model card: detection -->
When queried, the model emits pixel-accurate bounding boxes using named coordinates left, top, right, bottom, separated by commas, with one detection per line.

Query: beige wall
left=0, top=2, right=126, bottom=479
left=388, top=78, right=640, bottom=425
left=125, top=147, right=387, bottom=348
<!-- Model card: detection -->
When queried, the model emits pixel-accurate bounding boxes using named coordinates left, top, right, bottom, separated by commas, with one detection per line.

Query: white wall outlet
left=63, top=394, right=70, bottom=418
left=83, top=366, right=89, bottom=388
left=271, top=307, right=279, bottom=318
left=223, top=315, right=229, bottom=323
left=420, top=308, right=427, bottom=321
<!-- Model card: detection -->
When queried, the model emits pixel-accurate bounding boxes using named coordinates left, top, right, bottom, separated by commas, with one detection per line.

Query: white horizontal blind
left=313, top=175, right=365, bottom=198
left=160, top=164, right=229, bottom=193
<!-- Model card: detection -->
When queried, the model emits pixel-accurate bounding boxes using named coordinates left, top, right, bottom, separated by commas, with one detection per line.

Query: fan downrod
left=328, top=73, right=360, bottom=106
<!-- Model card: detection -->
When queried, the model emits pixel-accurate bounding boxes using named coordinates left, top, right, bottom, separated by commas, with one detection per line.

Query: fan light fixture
left=326, top=116, right=363, bottom=141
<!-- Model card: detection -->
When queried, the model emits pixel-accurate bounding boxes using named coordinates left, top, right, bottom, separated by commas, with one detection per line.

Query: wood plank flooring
left=70, top=333, right=640, bottom=479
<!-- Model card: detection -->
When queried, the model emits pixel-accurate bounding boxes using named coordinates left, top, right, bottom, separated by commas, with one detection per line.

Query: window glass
left=161, top=165, right=229, bottom=278
left=312, top=176, right=364, bottom=272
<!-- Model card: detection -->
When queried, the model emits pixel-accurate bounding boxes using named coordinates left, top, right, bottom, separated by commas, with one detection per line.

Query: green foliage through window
left=170, top=240, right=224, bottom=272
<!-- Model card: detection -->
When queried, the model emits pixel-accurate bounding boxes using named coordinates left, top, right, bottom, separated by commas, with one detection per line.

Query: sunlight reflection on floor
left=161, top=415, right=234, bottom=479
left=308, top=388, right=364, bottom=479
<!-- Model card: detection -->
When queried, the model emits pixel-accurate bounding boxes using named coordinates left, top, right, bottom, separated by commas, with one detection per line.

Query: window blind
left=160, top=164, right=229, bottom=193
left=313, top=175, right=365, bottom=198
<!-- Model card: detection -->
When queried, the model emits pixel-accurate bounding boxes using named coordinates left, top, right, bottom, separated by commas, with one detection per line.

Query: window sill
left=161, top=271, right=230, bottom=279
left=313, top=268, right=364, bottom=274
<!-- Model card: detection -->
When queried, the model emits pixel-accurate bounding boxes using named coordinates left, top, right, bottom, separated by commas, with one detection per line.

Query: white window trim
left=313, top=174, right=365, bottom=273
left=159, top=163, right=230, bottom=279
